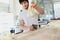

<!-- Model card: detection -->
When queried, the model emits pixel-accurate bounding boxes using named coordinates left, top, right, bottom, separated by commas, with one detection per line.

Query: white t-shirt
left=18, top=8, right=39, bottom=32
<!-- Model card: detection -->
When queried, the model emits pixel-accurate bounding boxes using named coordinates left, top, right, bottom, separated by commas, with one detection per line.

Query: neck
left=24, top=7, right=28, bottom=10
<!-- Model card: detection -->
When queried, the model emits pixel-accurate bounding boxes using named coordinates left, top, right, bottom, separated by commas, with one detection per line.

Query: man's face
left=21, top=1, right=29, bottom=9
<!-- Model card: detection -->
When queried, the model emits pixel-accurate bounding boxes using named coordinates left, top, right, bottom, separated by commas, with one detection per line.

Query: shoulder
left=19, top=9, right=24, bottom=16
left=19, top=9, right=25, bottom=17
left=20, top=9, right=26, bottom=14
left=20, top=9, right=23, bottom=13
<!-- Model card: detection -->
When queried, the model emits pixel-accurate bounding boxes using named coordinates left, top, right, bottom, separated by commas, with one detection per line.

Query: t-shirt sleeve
left=18, top=12, right=23, bottom=20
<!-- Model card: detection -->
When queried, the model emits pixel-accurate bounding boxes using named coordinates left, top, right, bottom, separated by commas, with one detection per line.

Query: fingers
left=31, top=1, right=37, bottom=8
left=27, top=26, right=35, bottom=31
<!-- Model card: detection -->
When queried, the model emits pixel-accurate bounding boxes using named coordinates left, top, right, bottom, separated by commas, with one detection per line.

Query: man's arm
left=34, top=5, right=44, bottom=14
left=19, top=20, right=34, bottom=31
left=31, top=2, right=44, bottom=14
left=19, top=20, right=27, bottom=30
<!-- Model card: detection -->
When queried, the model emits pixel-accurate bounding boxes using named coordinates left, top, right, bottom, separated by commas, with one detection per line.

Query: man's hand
left=31, top=1, right=37, bottom=8
left=27, top=26, right=35, bottom=31
left=19, top=19, right=35, bottom=31
left=31, top=1, right=44, bottom=14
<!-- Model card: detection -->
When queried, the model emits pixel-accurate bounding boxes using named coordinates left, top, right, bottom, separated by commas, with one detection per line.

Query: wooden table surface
left=15, top=20, right=60, bottom=40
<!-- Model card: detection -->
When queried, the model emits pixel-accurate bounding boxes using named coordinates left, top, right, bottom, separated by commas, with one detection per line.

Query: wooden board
left=0, top=20, right=59, bottom=40
left=15, top=20, right=60, bottom=40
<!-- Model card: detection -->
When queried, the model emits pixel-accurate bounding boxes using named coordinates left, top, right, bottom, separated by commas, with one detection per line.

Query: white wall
left=0, top=0, right=9, bottom=4
left=0, top=12, right=14, bottom=33
left=0, top=0, right=9, bottom=12
left=0, top=0, right=15, bottom=33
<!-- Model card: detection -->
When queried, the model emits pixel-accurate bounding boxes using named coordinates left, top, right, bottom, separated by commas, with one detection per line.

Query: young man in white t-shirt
left=19, top=0, right=44, bottom=32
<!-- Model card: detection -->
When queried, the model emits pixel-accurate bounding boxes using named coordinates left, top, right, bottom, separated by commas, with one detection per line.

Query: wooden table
left=15, top=20, right=60, bottom=40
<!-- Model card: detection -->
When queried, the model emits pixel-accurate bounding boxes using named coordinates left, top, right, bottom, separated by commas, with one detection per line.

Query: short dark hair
left=19, top=0, right=28, bottom=4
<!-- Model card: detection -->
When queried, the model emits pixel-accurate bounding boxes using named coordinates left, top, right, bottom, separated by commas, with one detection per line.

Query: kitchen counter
left=0, top=20, right=60, bottom=40
left=15, top=20, right=60, bottom=40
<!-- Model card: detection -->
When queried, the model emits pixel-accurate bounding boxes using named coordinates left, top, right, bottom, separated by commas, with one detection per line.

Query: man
left=18, top=0, right=44, bottom=32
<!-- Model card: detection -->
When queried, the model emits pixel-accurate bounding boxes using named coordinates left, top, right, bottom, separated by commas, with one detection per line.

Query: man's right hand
left=27, top=26, right=35, bottom=31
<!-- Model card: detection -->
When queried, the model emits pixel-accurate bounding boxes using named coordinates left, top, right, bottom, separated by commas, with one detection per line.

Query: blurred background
left=0, top=0, right=60, bottom=34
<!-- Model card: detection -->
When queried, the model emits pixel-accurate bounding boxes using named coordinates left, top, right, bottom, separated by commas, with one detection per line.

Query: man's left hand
left=31, top=1, right=37, bottom=8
